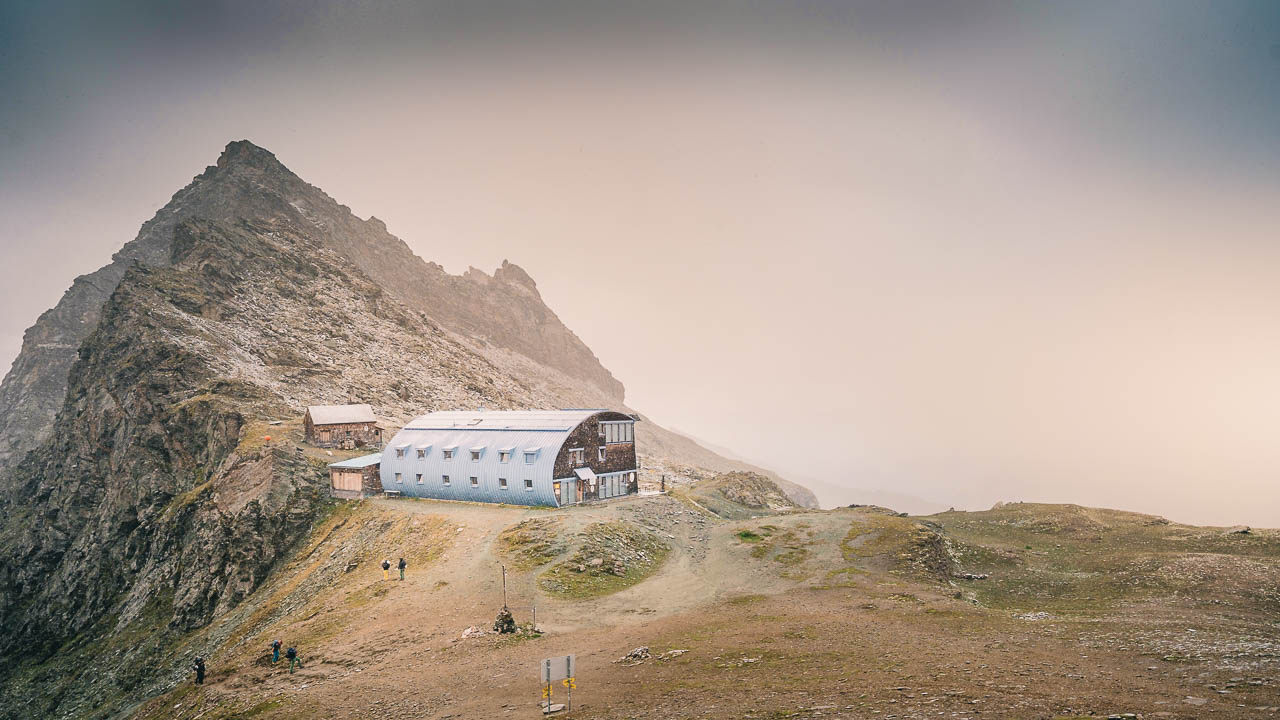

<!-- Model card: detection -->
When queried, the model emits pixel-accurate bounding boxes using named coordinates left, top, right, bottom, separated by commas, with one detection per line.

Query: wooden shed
left=329, top=453, right=383, bottom=499
left=305, top=404, right=382, bottom=449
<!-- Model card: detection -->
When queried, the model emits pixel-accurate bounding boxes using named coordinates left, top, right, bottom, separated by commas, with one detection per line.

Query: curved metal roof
left=381, top=410, right=616, bottom=506
left=401, top=409, right=605, bottom=432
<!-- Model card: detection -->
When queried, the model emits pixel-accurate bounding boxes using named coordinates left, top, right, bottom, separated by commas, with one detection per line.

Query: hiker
left=192, top=656, right=206, bottom=685
left=382, top=558, right=391, bottom=580
left=271, top=639, right=281, bottom=664
left=285, top=646, right=302, bottom=674
left=398, top=557, right=407, bottom=581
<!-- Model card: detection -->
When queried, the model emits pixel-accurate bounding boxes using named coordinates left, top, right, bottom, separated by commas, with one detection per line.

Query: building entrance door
left=553, top=481, right=562, bottom=504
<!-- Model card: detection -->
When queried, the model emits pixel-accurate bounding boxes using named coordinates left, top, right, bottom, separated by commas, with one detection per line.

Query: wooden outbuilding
left=329, top=453, right=383, bottom=499
left=304, top=404, right=382, bottom=449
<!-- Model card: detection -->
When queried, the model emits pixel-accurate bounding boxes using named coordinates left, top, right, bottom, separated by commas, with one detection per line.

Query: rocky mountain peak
left=0, top=141, right=625, bottom=468
left=494, top=259, right=539, bottom=292
left=215, top=139, right=284, bottom=172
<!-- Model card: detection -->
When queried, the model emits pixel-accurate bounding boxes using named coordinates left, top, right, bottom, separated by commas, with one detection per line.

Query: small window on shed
left=524, top=478, right=534, bottom=491
left=442, top=474, right=451, bottom=486
left=499, top=477, right=508, bottom=489
left=395, top=472, right=403, bottom=484
left=470, top=476, right=479, bottom=487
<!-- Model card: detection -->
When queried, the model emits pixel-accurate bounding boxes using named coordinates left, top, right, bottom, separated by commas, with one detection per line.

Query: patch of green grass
left=739, top=522, right=815, bottom=574
left=498, top=517, right=565, bottom=570
left=538, top=521, right=670, bottom=599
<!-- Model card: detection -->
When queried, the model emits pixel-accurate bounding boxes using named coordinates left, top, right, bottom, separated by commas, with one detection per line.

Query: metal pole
left=501, top=564, right=508, bottom=608
left=532, top=606, right=536, bottom=629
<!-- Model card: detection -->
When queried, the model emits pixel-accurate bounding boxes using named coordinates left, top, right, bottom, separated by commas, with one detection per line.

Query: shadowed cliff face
left=0, top=140, right=623, bottom=469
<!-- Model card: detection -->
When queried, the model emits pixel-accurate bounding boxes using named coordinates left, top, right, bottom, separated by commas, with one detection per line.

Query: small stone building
left=329, top=453, right=383, bottom=499
left=304, top=404, right=382, bottom=449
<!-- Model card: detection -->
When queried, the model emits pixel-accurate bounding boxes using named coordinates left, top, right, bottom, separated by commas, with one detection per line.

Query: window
left=524, top=478, right=534, bottom=491
left=470, top=450, right=482, bottom=462
left=442, top=474, right=451, bottom=486
left=443, top=449, right=454, bottom=460
left=499, top=477, right=508, bottom=490
left=416, top=473, right=423, bottom=484
left=469, top=476, right=479, bottom=487
left=569, top=448, right=585, bottom=465
left=601, top=421, right=635, bottom=444
left=499, top=450, right=512, bottom=463
left=416, top=448, right=426, bottom=459
left=598, top=446, right=606, bottom=462
left=395, top=447, right=406, bottom=458
left=524, top=451, right=537, bottom=464
left=395, top=472, right=403, bottom=484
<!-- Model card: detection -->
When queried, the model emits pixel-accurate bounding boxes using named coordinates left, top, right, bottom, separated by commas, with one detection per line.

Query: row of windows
left=394, top=446, right=538, bottom=464
left=566, top=446, right=610, bottom=465
left=393, top=472, right=534, bottom=491
left=600, top=421, right=635, bottom=444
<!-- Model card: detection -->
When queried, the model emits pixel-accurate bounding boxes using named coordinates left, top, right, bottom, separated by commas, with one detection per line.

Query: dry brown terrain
left=123, top=485, right=1280, bottom=720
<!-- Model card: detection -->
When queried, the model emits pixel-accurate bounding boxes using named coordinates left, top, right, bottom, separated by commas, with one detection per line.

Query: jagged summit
left=215, top=139, right=281, bottom=170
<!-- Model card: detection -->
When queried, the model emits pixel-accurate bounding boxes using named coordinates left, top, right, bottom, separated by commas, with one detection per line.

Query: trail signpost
left=539, top=654, right=576, bottom=714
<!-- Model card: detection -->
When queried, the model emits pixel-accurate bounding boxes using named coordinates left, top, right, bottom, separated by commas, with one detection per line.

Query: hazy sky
left=3, top=1, right=1279, bottom=525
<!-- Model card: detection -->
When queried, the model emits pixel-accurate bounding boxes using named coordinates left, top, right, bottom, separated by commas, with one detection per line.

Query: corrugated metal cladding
left=401, top=409, right=604, bottom=432
left=381, top=411, right=602, bottom=506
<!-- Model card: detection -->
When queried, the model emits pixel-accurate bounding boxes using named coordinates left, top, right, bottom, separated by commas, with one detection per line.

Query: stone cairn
left=493, top=605, right=517, bottom=634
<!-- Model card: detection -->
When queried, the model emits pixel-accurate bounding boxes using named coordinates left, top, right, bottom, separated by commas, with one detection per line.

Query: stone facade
left=552, top=411, right=639, bottom=503
left=305, top=418, right=382, bottom=449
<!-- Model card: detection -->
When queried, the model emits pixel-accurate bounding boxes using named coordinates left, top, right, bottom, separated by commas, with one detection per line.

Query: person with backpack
left=271, top=639, right=281, bottom=664
left=192, top=656, right=206, bottom=685
left=397, top=557, right=407, bottom=581
left=285, top=646, right=302, bottom=674
left=382, top=559, right=391, bottom=580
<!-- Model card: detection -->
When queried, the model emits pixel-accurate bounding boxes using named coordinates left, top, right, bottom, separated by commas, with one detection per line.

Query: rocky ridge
left=0, top=141, right=622, bottom=469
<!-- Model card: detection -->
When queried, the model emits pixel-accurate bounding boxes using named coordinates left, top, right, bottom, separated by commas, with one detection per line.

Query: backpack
left=286, top=647, right=297, bottom=659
